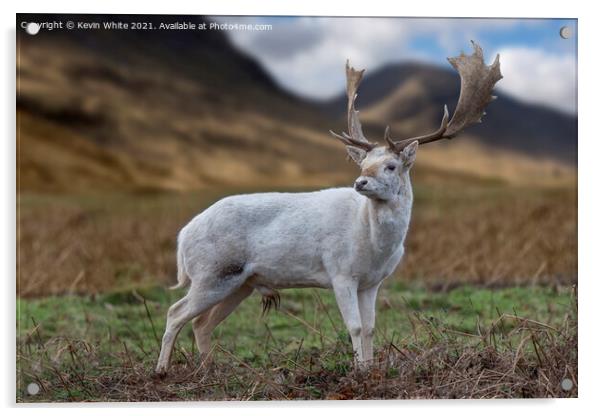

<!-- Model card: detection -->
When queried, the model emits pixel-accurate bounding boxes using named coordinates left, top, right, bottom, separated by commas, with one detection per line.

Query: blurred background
left=16, top=14, right=577, bottom=297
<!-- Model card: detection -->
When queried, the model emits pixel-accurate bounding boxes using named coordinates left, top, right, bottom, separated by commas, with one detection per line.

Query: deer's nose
left=355, top=178, right=368, bottom=190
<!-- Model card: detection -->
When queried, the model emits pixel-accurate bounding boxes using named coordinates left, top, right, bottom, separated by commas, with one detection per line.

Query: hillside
left=17, top=14, right=355, bottom=193
left=17, top=14, right=576, bottom=193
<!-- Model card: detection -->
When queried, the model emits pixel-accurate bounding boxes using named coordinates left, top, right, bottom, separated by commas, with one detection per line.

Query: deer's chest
left=357, top=215, right=409, bottom=288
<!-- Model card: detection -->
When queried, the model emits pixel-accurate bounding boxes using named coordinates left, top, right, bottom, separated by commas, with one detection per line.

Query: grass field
left=16, top=180, right=578, bottom=401
left=17, top=283, right=577, bottom=401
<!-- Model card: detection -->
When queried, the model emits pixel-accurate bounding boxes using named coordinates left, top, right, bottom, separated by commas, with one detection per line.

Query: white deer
left=155, top=42, right=501, bottom=375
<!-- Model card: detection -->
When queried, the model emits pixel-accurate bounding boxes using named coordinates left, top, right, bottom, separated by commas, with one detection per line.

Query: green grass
left=16, top=282, right=575, bottom=401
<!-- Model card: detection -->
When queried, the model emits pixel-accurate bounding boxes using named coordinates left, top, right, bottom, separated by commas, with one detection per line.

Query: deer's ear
left=401, top=140, right=418, bottom=168
left=346, top=146, right=367, bottom=165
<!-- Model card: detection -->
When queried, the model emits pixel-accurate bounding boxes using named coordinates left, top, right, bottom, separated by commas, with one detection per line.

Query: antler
left=329, top=60, right=378, bottom=152
left=387, top=41, right=502, bottom=152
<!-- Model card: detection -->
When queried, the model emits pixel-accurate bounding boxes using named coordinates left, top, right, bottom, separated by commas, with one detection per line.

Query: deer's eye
left=386, top=164, right=396, bottom=172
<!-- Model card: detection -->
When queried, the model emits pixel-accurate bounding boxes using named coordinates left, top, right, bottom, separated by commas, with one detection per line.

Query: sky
left=214, top=16, right=577, bottom=115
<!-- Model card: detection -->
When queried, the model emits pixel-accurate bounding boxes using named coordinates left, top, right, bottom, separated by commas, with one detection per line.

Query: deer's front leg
left=358, top=283, right=381, bottom=363
left=332, top=277, right=364, bottom=363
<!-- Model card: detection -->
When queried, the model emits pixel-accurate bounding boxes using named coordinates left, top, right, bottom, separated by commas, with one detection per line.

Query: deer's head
left=330, top=41, right=502, bottom=202
left=344, top=141, right=418, bottom=201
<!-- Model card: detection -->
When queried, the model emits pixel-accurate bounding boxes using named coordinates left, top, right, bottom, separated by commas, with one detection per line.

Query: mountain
left=17, top=14, right=576, bottom=193
left=17, top=14, right=354, bottom=193
left=320, top=62, right=577, bottom=165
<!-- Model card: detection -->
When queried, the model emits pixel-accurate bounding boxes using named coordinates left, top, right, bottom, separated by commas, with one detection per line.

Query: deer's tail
left=169, top=238, right=190, bottom=290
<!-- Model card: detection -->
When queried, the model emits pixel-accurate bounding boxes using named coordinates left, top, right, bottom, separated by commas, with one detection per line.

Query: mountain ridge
left=318, top=61, right=577, bottom=164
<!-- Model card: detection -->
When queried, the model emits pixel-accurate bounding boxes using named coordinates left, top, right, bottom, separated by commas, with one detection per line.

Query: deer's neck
left=362, top=173, right=413, bottom=250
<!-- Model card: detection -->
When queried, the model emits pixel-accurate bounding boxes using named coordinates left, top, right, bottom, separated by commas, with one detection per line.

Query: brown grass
left=404, top=183, right=577, bottom=289
left=17, top=180, right=576, bottom=298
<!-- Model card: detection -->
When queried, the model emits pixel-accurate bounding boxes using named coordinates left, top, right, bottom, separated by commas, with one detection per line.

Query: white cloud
left=222, top=17, right=413, bottom=99
left=494, top=47, right=576, bottom=114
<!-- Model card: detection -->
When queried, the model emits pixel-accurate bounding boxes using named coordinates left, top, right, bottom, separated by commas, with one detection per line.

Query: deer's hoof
left=153, top=367, right=168, bottom=379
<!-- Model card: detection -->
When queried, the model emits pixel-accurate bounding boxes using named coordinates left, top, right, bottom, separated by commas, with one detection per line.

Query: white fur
left=156, top=142, right=418, bottom=374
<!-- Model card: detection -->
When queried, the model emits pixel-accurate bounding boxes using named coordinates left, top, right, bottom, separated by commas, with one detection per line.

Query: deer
left=155, top=41, right=502, bottom=376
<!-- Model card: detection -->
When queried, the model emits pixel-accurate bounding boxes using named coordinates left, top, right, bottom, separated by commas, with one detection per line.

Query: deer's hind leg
left=155, top=268, right=250, bottom=376
left=192, top=284, right=254, bottom=359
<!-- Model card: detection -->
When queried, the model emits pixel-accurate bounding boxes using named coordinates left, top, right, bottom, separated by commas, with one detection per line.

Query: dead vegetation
left=17, top=181, right=576, bottom=298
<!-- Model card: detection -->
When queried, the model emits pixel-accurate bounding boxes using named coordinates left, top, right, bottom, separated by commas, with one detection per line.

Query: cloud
left=220, top=17, right=411, bottom=99
left=228, top=17, right=325, bottom=60
left=494, top=47, right=576, bottom=114
left=215, top=17, right=576, bottom=114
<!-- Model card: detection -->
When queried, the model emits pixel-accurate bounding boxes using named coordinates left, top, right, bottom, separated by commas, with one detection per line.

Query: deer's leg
left=155, top=277, right=243, bottom=376
left=192, top=284, right=254, bottom=358
left=358, top=283, right=381, bottom=363
left=332, top=277, right=364, bottom=364
left=190, top=307, right=214, bottom=356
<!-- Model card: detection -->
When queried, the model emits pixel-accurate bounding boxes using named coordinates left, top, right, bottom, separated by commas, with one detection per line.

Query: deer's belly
left=247, top=265, right=332, bottom=290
